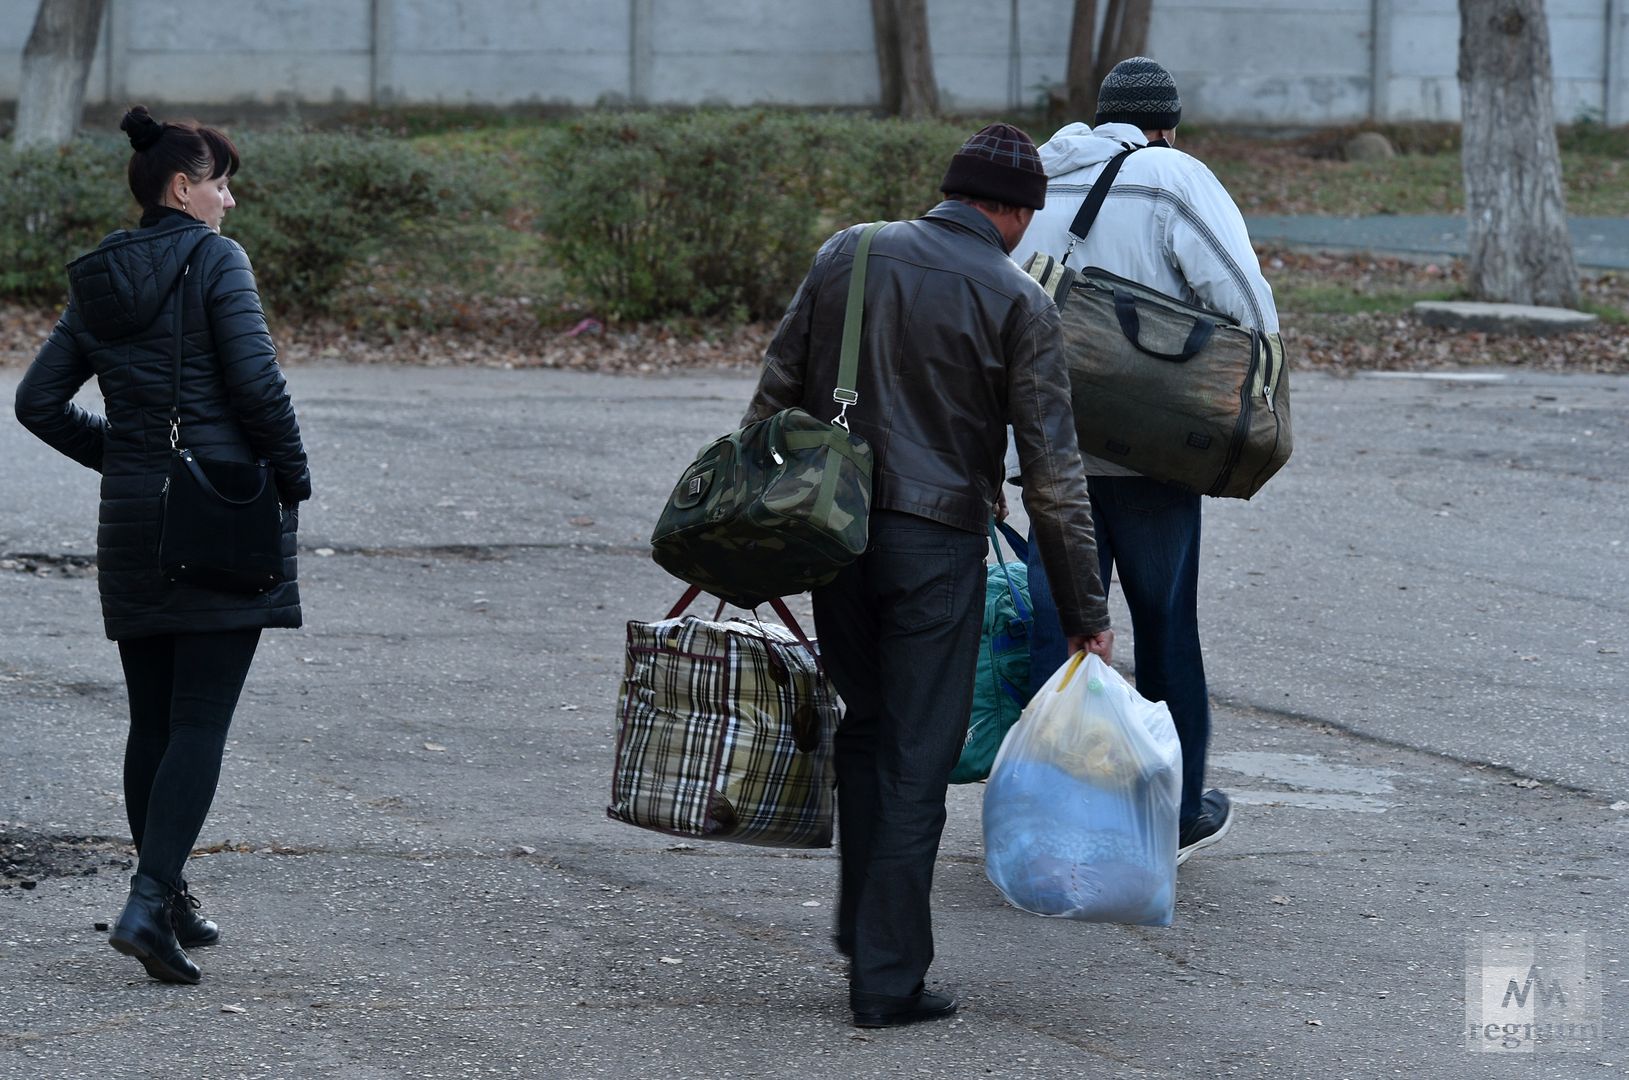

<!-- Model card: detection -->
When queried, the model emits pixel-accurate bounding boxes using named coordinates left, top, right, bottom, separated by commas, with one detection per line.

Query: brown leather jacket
left=742, top=200, right=1109, bottom=636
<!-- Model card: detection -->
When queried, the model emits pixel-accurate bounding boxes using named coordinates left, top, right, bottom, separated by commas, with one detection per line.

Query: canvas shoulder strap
left=832, top=220, right=887, bottom=429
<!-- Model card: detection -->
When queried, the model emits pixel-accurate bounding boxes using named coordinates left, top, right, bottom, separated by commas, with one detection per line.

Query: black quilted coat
left=14, top=212, right=310, bottom=640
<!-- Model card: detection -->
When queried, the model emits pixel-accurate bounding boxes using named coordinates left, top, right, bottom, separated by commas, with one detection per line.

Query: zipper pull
left=1263, top=381, right=1276, bottom=415
left=770, top=448, right=784, bottom=466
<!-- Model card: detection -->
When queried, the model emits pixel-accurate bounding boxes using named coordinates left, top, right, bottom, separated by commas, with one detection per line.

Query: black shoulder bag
left=156, top=252, right=287, bottom=593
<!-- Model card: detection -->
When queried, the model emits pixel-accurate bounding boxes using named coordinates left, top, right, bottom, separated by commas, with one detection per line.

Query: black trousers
left=117, top=629, right=261, bottom=888
left=813, top=511, right=987, bottom=998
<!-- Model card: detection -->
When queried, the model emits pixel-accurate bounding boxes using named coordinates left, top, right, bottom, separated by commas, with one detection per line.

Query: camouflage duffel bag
left=608, top=585, right=838, bottom=847
left=649, top=408, right=874, bottom=609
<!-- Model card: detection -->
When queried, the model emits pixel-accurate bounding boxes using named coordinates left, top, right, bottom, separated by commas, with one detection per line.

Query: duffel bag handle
left=988, top=519, right=1031, bottom=625
left=665, top=586, right=824, bottom=671
left=1113, top=291, right=1215, bottom=363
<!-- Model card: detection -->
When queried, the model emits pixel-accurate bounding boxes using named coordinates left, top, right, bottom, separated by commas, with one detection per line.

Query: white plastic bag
left=983, top=652, right=1181, bottom=926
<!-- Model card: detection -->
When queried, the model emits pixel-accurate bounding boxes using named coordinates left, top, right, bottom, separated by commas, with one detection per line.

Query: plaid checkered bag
left=608, top=586, right=838, bottom=847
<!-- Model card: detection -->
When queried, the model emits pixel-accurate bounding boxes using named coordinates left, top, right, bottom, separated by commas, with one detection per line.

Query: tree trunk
left=1095, top=0, right=1154, bottom=89
left=1458, top=0, right=1580, bottom=307
left=1064, top=0, right=1100, bottom=119
left=870, top=0, right=902, bottom=116
left=871, top=0, right=938, bottom=118
left=14, top=0, right=109, bottom=149
left=1060, top=0, right=1155, bottom=123
left=893, top=0, right=939, bottom=118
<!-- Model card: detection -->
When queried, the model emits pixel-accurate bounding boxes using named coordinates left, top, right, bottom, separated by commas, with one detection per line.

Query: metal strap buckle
left=830, top=388, right=858, bottom=430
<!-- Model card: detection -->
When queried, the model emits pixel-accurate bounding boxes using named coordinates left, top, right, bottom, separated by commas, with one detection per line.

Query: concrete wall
left=2, top=0, right=1626, bottom=126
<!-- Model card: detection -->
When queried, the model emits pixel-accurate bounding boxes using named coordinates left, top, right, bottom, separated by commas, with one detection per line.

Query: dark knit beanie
left=1094, top=56, right=1182, bottom=131
left=939, top=123, right=1047, bottom=210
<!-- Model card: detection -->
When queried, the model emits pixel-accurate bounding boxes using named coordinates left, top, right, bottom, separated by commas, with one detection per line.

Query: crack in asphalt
left=308, top=541, right=651, bottom=560
left=1210, top=692, right=1617, bottom=804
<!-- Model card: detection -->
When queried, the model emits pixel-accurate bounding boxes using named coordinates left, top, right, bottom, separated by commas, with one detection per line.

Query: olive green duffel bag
left=1022, top=146, right=1291, bottom=500
left=1025, top=257, right=1291, bottom=500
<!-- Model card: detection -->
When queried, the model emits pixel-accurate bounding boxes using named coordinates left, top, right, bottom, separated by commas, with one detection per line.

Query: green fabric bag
left=950, top=521, right=1032, bottom=784
left=651, top=221, right=887, bottom=608
left=1020, top=145, right=1292, bottom=501
left=649, top=410, right=874, bottom=609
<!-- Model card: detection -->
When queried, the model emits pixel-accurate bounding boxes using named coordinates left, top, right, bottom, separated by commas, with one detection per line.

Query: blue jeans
left=1026, top=475, right=1210, bottom=830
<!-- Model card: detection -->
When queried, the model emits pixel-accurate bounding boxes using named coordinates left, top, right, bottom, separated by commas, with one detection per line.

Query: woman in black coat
left=14, top=106, right=310, bottom=985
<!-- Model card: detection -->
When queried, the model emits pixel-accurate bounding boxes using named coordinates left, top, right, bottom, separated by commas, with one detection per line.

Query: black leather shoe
left=109, top=874, right=201, bottom=984
left=851, top=987, right=958, bottom=1029
left=169, top=880, right=219, bottom=948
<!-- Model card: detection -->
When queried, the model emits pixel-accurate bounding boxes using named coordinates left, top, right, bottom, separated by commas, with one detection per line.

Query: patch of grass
left=1275, top=283, right=1460, bottom=316
left=1579, top=300, right=1629, bottom=325
left=1193, top=123, right=1629, bottom=217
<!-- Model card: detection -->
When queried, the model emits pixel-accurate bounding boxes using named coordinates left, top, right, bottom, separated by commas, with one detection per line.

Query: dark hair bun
left=120, top=105, right=164, bottom=152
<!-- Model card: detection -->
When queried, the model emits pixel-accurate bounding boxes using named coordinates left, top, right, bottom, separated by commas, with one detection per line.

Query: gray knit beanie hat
left=1094, top=56, right=1182, bottom=130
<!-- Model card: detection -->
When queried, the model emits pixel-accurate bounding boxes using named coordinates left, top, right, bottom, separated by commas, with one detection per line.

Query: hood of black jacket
left=67, top=215, right=215, bottom=342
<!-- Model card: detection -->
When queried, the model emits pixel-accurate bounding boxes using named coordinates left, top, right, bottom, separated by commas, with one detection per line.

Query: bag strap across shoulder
left=832, top=220, right=888, bottom=430
left=166, top=244, right=206, bottom=450
left=1062, top=144, right=1142, bottom=267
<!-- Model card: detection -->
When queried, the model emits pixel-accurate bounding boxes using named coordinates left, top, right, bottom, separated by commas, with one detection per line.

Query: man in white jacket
left=1009, top=56, right=1278, bottom=866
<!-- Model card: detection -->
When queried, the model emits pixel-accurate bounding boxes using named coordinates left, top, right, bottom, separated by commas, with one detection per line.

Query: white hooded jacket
left=1008, top=121, right=1278, bottom=478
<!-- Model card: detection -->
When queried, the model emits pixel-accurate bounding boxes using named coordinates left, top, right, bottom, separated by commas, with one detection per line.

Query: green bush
left=533, top=111, right=982, bottom=322
left=534, top=111, right=827, bottom=322
left=2, top=113, right=1008, bottom=326
left=0, top=138, right=129, bottom=301
left=0, top=131, right=458, bottom=314
left=812, top=115, right=970, bottom=225
left=226, top=132, right=453, bottom=313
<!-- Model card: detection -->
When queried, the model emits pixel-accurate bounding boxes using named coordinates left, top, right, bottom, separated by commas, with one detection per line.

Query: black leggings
left=117, top=629, right=261, bottom=887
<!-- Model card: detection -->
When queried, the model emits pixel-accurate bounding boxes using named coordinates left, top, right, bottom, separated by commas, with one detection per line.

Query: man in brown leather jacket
left=741, top=123, right=1112, bottom=1029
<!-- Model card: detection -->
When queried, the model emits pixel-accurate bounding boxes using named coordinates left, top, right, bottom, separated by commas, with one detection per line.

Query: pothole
left=0, top=553, right=97, bottom=578
left=0, top=824, right=132, bottom=888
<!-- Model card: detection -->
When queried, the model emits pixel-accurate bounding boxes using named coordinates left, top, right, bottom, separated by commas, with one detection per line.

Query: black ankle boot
left=169, top=880, right=219, bottom=948
left=109, top=874, right=200, bottom=984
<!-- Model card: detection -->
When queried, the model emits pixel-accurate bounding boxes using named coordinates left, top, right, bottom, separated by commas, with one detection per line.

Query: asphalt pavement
left=1, top=364, right=1625, bottom=1079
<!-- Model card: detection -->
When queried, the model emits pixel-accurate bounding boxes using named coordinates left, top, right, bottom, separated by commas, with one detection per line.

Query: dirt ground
left=4, top=248, right=1626, bottom=375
